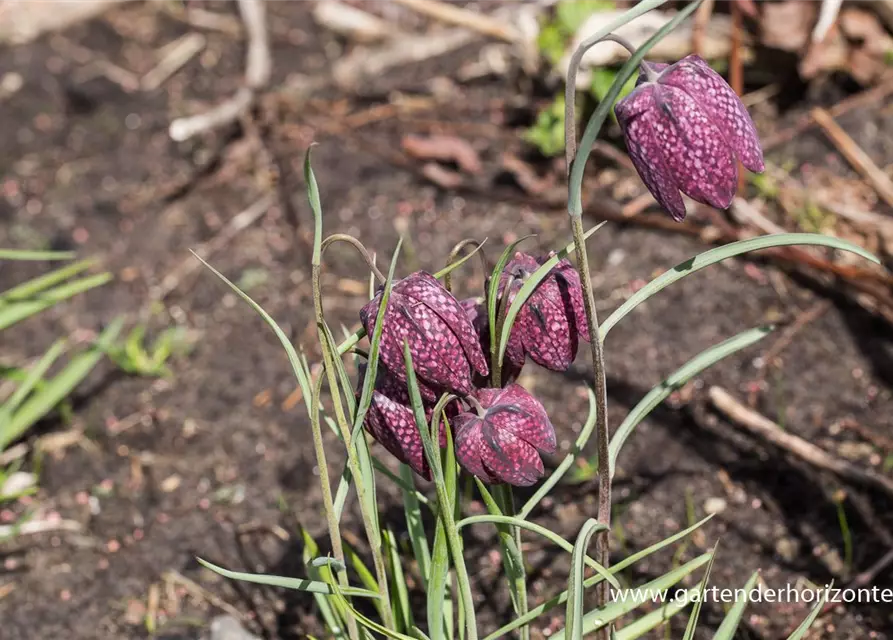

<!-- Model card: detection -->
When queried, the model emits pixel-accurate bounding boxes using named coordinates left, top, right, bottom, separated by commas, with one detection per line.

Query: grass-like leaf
left=712, top=570, right=760, bottom=639
left=0, top=273, right=112, bottom=331
left=601, top=234, right=879, bottom=340
left=1, top=258, right=93, bottom=299
left=605, top=325, right=773, bottom=478
left=384, top=528, right=414, bottom=632
left=486, top=234, right=536, bottom=363
left=483, top=515, right=714, bottom=639
left=682, top=542, right=719, bottom=640
left=614, top=583, right=702, bottom=639
left=0, top=339, right=67, bottom=427
left=566, top=518, right=611, bottom=639
left=400, top=464, right=432, bottom=590
left=0, top=249, right=76, bottom=261
left=0, top=318, right=123, bottom=450
left=784, top=585, right=829, bottom=640
left=197, top=557, right=380, bottom=599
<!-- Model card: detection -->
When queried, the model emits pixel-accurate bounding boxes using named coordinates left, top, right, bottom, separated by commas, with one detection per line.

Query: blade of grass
left=0, top=249, right=77, bottom=261
left=601, top=234, right=879, bottom=340
left=0, top=339, right=67, bottom=426
left=0, top=318, right=123, bottom=449
left=385, top=528, right=414, bottom=633
left=197, top=558, right=380, bottom=598
left=613, top=583, right=702, bottom=640
left=0, top=259, right=94, bottom=300
left=400, top=464, right=432, bottom=590
left=785, top=585, right=829, bottom=640
left=0, top=273, right=112, bottom=331
left=712, top=570, right=760, bottom=639
left=682, top=543, right=718, bottom=640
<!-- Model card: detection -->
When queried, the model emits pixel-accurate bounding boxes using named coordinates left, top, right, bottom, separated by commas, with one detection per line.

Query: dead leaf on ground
left=402, top=134, right=482, bottom=174
left=761, top=0, right=817, bottom=52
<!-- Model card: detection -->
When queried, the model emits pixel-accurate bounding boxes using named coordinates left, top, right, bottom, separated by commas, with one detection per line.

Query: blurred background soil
left=1, top=1, right=893, bottom=638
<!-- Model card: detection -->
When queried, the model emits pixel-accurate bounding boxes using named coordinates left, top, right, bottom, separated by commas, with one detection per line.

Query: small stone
left=209, top=615, right=261, bottom=640
left=703, top=497, right=727, bottom=515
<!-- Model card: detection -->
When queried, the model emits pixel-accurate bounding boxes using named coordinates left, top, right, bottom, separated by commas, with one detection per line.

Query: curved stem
left=321, top=233, right=387, bottom=284
left=491, top=274, right=516, bottom=388
left=444, top=238, right=488, bottom=294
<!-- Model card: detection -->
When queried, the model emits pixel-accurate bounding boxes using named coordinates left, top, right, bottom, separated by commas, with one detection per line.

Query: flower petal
left=367, top=391, right=431, bottom=480
left=616, top=85, right=687, bottom=221
left=454, top=414, right=499, bottom=484
left=659, top=55, right=764, bottom=173
left=398, top=272, right=489, bottom=378
left=517, top=291, right=576, bottom=371
left=552, top=258, right=590, bottom=343
left=486, top=384, right=557, bottom=454
left=649, top=84, right=738, bottom=211
left=478, top=423, right=545, bottom=487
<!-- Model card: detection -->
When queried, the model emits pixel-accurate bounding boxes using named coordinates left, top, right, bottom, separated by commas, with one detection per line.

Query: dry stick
left=169, top=0, right=270, bottom=141
left=151, top=194, right=275, bottom=303
left=762, top=72, right=893, bottom=151
left=390, top=0, right=521, bottom=43
left=141, top=32, right=206, bottom=92
left=690, top=0, right=715, bottom=58
left=708, top=386, right=893, bottom=499
left=811, top=107, right=893, bottom=210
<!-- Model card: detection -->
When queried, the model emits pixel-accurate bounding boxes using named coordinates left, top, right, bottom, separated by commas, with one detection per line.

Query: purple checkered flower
left=360, top=272, right=489, bottom=400
left=453, top=384, right=557, bottom=487
left=460, top=297, right=524, bottom=386
left=614, top=54, right=764, bottom=222
left=359, top=365, right=455, bottom=480
left=494, top=252, right=589, bottom=372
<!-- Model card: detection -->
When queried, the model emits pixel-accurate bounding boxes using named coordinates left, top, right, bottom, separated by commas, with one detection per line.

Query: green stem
left=444, top=239, right=487, bottom=294
left=312, top=263, right=396, bottom=631
left=321, top=233, right=387, bottom=284
left=495, top=485, right=529, bottom=640
left=490, top=274, right=515, bottom=388
left=310, top=373, right=360, bottom=640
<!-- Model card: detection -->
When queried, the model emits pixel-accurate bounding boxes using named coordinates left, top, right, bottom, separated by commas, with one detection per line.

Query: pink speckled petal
left=454, top=413, right=499, bottom=484
left=487, top=384, right=557, bottom=453
left=518, top=292, right=576, bottom=371
left=551, top=258, right=590, bottom=343
left=366, top=390, right=432, bottom=480
left=398, top=272, right=489, bottom=378
left=478, top=425, right=545, bottom=487
left=650, top=84, right=738, bottom=211
left=617, top=85, right=687, bottom=221
left=659, top=55, right=764, bottom=173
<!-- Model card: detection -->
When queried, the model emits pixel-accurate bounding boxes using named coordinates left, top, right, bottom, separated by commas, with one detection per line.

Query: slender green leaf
left=0, top=259, right=93, bottom=299
left=457, top=515, right=618, bottom=590
left=601, top=234, right=879, bottom=339
left=483, top=515, right=714, bottom=640
left=400, top=464, right=432, bottom=591
left=0, top=340, right=67, bottom=425
left=607, top=326, right=773, bottom=477
left=302, top=528, right=349, bottom=639
left=385, top=528, right=414, bottom=632
left=614, top=583, right=702, bottom=639
left=0, top=318, right=123, bottom=449
left=434, top=240, right=488, bottom=281
left=487, top=235, right=536, bottom=357
left=196, top=557, right=380, bottom=598
left=321, top=571, right=418, bottom=640
left=0, top=249, right=76, bottom=261
left=713, top=571, right=760, bottom=639
left=785, top=586, right=829, bottom=640
left=682, top=543, right=718, bottom=640
left=0, top=273, right=111, bottom=331
left=566, top=519, right=607, bottom=638
left=429, top=518, right=451, bottom=640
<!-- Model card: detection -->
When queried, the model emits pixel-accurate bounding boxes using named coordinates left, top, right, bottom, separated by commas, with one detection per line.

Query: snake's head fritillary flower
left=358, top=365, right=455, bottom=480
left=360, top=271, right=489, bottom=401
left=453, top=383, right=557, bottom=487
left=494, top=252, right=589, bottom=372
left=460, top=297, right=524, bottom=387
left=614, top=54, right=764, bottom=222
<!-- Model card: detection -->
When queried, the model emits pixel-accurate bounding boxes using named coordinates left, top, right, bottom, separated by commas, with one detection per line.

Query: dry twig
left=709, top=386, right=893, bottom=499
left=391, top=0, right=521, bottom=43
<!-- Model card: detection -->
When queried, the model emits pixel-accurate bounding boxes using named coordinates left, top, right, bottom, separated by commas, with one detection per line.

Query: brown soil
left=1, top=3, right=892, bottom=639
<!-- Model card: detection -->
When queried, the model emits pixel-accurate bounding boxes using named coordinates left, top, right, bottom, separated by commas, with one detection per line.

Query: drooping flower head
left=359, top=365, right=455, bottom=480
left=614, top=54, right=764, bottom=222
left=494, top=252, right=589, bottom=373
left=453, top=383, right=557, bottom=487
left=360, top=271, right=489, bottom=401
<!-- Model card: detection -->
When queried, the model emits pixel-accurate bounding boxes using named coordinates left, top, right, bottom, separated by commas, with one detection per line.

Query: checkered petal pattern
left=615, top=55, right=764, bottom=221
left=454, top=384, right=557, bottom=487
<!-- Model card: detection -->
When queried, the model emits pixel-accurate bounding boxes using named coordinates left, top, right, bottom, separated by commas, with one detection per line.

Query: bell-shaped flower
left=360, top=271, right=489, bottom=400
left=359, top=365, right=455, bottom=480
left=494, top=252, right=589, bottom=372
left=614, top=54, right=764, bottom=221
left=453, top=384, right=557, bottom=487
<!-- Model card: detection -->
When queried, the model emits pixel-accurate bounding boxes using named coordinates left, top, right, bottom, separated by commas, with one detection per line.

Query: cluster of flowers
left=356, top=54, right=763, bottom=488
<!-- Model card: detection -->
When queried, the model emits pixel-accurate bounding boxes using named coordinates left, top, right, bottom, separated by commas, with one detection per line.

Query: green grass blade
left=429, top=518, right=452, bottom=640
left=520, top=386, right=596, bottom=518
left=0, top=259, right=94, bottom=299
left=196, top=558, right=380, bottom=599
left=302, top=528, right=349, bottom=639
left=457, top=515, right=618, bottom=590
left=0, top=273, right=112, bottom=331
left=571, top=553, right=713, bottom=637
left=400, top=464, right=432, bottom=590
left=483, top=515, right=714, bottom=640
left=0, top=318, right=123, bottom=449
left=385, top=528, right=414, bottom=632
left=566, top=518, right=607, bottom=639
left=614, top=583, right=702, bottom=639
left=433, top=240, right=488, bottom=280
left=606, top=326, right=773, bottom=478
left=601, top=234, right=879, bottom=339
left=486, top=235, right=536, bottom=357
left=0, top=339, right=67, bottom=425
left=0, top=249, right=77, bottom=261
left=785, top=586, right=829, bottom=640
left=682, top=543, right=718, bottom=640
left=712, top=570, right=760, bottom=639
left=496, top=223, right=605, bottom=368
